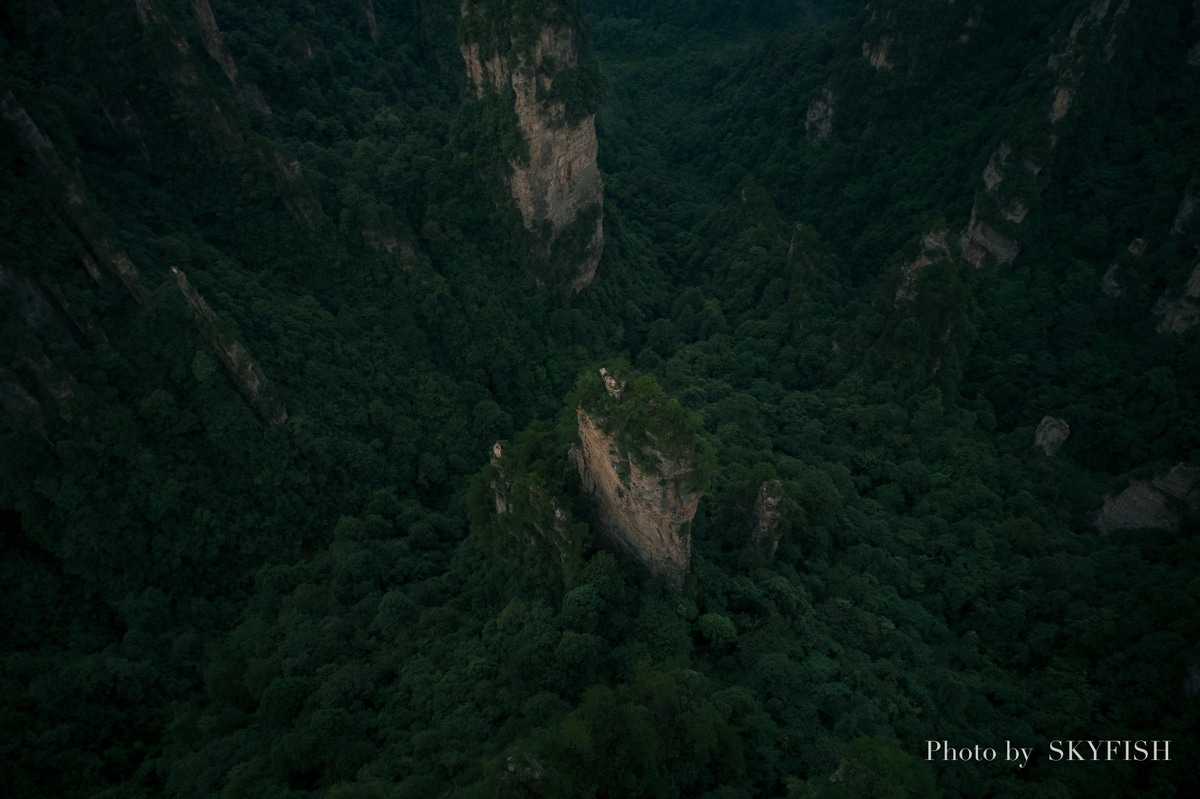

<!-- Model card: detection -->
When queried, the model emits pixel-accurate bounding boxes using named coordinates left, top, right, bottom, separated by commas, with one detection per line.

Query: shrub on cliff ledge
left=569, top=362, right=716, bottom=492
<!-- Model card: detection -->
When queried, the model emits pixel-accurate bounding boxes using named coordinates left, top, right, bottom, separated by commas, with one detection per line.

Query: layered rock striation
left=460, top=2, right=604, bottom=291
left=570, top=407, right=701, bottom=590
left=1092, top=463, right=1200, bottom=535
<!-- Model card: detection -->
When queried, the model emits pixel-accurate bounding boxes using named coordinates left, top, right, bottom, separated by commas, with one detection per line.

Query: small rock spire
left=599, top=367, right=625, bottom=402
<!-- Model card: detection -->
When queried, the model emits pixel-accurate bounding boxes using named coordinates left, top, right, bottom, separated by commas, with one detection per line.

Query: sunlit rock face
left=570, top=408, right=701, bottom=590
left=460, top=5, right=605, bottom=291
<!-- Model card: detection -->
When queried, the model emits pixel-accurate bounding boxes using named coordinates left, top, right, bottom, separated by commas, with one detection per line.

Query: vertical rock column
left=460, top=3, right=605, bottom=291
left=570, top=408, right=700, bottom=590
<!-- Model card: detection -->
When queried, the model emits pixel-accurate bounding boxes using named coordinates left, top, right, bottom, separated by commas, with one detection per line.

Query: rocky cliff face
left=570, top=408, right=701, bottom=590
left=805, top=89, right=835, bottom=144
left=191, top=0, right=271, bottom=115
left=171, top=267, right=287, bottom=425
left=460, top=3, right=604, bottom=291
left=1047, top=0, right=1130, bottom=121
left=132, top=0, right=323, bottom=227
left=1092, top=463, right=1200, bottom=535
left=894, top=228, right=950, bottom=304
left=750, top=480, right=784, bottom=557
left=959, top=206, right=1020, bottom=268
left=950, top=0, right=1139, bottom=271
left=1, top=91, right=151, bottom=304
left=958, top=139, right=1044, bottom=268
left=1035, top=416, right=1070, bottom=456
left=1154, top=262, right=1200, bottom=334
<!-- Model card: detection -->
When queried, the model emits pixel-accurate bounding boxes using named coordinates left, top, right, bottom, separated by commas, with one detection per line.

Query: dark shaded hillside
left=2, top=1, right=1199, bottom=797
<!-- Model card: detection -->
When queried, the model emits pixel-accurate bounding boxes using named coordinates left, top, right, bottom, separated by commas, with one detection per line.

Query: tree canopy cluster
left=2, top=1, right=1199, bottom=797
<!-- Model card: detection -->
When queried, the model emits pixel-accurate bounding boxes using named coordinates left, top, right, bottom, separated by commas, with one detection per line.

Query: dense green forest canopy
left=2, top=0, right=1199, bottom=796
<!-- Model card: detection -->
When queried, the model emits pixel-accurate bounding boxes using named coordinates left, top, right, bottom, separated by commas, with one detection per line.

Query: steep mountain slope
left=2, top=1, right=1199, bottom=797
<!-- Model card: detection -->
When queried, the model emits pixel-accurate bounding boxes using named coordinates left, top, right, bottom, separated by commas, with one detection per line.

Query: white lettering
left=1005, top=740, right=1032, bottom=768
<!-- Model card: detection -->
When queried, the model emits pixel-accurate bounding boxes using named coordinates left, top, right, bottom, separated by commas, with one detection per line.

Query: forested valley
left=2, top=1, right=1199, bottom=796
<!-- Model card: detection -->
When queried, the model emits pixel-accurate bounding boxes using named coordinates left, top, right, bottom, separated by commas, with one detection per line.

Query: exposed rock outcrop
left=1048, top=0, right=1122, bottom=122
left=1100, top=239, right=1146, bottom=297
left=363, top=226, right=416, bottom=271
left=134, top=0, right=244, bottom=146
left=96, top=93, right=151, bottom=163
left=1035, top=416, right=1070, bottom=456
left=895, top=229, right=950, bottom=304
left=805, top=88, right=835, bottom=144
left=191, top=0, right=271, bottom=115
left=570, top=408, right=702, bottom=591
left=488, top=440, right=578, bottom=561
left=599, top=367, right=625, bottom=401
left=135, top=0, right=322, bottom=227
left=1154, top=262, right=1200, bottom=334
left=958, top=137, right=1043, bottom=268
left=1172, top=194, right=1197, bottom=235
left=1, top=91, right=151, bottom=304
left=982, top=143, right=1011, bottom=192
left=0, top=264, right=81, bottom=404
left=959, top=5, right=983, bottom=44
left=1101, top=263, right=1124, bottom=297
left=360, top=0, right=379, bottom=44
left=171, top=267, right=287, bottom=425
left=750, top=480, right=784, bottom=557
left=1092, top=463, right=1200, bottom=535
left=270, top=153, right=325, bottom=229
left=862, top=36, right=893, bottom=70
left=490, top=442, right=511, bottom=514
left=0, top=366, right=46, bottom=437
left=959, top=207, right=1019, bottom=267
left=460, top=3, right=604, bottom=291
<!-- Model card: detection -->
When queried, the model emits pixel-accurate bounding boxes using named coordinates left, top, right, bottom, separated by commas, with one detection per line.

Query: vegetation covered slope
left=2, top=0, right=1199, bottom=797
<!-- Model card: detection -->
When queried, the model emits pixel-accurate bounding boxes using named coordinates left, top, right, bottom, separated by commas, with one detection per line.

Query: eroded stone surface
left=571, top=408, right=701, bottom=590
left=1035, top=416, right=1070, bottom=456
left=461, top=17, right=605, bottom=291
left=1093, top=463, right=1200, bottom=535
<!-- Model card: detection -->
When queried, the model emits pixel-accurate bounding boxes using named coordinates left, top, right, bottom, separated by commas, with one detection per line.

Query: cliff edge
left=460, top=1, right=605, bottom=291
left=569, top=369, right=709, bottom=590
